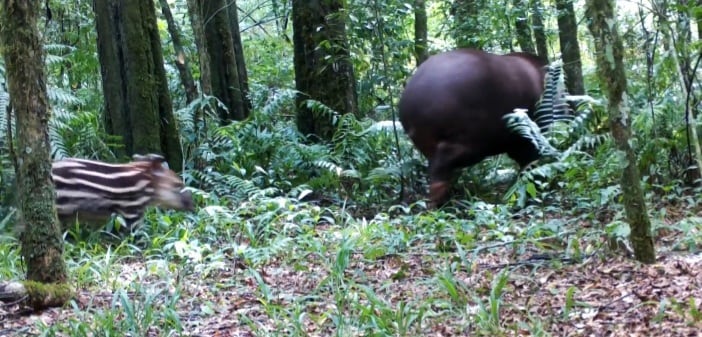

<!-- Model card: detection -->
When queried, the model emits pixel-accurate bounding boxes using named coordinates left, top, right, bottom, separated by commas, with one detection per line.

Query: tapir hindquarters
left=398, top=48, right=548, bottom=207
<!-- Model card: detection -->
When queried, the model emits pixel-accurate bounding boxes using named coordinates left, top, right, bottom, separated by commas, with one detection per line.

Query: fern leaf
left=503, top=108, right=560, bottom=158
left=533, top=59, right=573, bottom=132
left=47, top=87, right=83, bottom=106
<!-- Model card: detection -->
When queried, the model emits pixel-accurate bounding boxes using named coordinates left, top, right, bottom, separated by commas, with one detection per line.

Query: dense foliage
left=1, top=0, right=701, bottom=335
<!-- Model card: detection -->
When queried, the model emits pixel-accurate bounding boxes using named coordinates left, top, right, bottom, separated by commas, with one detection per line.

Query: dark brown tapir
left=399, top=48, right=549, bottom=207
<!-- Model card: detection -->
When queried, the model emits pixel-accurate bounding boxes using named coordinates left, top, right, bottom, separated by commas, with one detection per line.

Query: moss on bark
left=94, top=0, right=183, bottom=171
left=292, top=0, right=359, bottom=141
left=1, top=0, right=68, bottom=284
left=586, top=0, right=656, bottom=263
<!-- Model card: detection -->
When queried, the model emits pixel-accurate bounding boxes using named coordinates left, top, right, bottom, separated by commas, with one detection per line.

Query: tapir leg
left=428, top=142, right=483, bottom=208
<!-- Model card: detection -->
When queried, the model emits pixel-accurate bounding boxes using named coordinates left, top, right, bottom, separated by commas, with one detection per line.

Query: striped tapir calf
left=51, top=154, right=194, bottom=233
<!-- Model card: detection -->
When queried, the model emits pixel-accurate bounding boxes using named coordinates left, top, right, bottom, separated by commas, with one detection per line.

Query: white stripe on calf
left=68, top=168, right=146, bottom=180
left=53, top=175, right=152, bottom=194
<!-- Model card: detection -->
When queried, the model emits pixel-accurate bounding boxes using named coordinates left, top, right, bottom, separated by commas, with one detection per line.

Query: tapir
left=398, top=49, right=549, bottom=207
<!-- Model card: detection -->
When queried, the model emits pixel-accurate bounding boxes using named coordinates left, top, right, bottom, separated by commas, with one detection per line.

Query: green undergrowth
left=1, top=179, right=701, bottom=336
left=1, top=86, right=702, bottom=335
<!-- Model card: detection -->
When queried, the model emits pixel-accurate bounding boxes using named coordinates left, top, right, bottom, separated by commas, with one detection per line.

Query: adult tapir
left=399, top=48, right=549, bottom=207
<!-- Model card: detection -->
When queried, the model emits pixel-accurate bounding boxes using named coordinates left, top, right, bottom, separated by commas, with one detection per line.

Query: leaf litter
left=1, top=207, right=702, bottom=336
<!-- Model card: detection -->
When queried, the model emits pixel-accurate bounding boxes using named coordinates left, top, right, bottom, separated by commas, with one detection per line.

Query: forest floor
left=1, top=200, right=702, bottom=336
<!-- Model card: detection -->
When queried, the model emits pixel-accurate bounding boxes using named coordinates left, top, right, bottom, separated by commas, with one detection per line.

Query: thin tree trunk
left=414, top=0, right=429, bottom=65
left=158, top=0, right=197, bottom=104
left=187, top=0, right=211, bottom=97
left=585, top=0, right=656, bottom=264
left=201, top=0, right=247, bottom=123
left=0, top=0, right=68, bottom=284
left=227, top=1, right=252, bottom=115
left=531, top=0, right=549, bottom=60
left=513, top=0, right=535, bottom=53
left=556, top=0, right=585, bottom=95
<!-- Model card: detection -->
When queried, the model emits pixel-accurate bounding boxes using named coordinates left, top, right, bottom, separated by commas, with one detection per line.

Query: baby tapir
left=51, top=154, right=194, bottom=233
left=399, top=49, right=549, bottom=207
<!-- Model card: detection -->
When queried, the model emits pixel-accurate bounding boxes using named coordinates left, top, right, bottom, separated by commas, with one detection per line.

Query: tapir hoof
left=429, top=181, right=450, bottom=209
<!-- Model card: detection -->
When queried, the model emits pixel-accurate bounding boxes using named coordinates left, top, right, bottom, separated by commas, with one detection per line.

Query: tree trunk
left=94, top=0, right=183, bottom=171
left=414, top=0, right=429, bottom=65
left=199, top=0, right=247, bottom=123
left=531, top=0, right=549, bottom=60
left=513, top=0, right=535, bottom=53
left=555, top=0, right=585, bottom=95
left=451, top=0, right=486, bottom=49
left=158, top=0, right=197, bottom=104
left=0, top=0, right=68, bottom=285
left=585, top=0, right=656, bottom=264
left=292, top=0, right=359, bottom=142
left=227, top=1, right=252, bottom=115
left=186, top=0, right=211, bottom=97
left=697, top=0, right=702, bottom=40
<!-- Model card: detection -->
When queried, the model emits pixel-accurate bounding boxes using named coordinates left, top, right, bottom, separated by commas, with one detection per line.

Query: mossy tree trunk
left=228, top=1, right=252, bottom=115
left=186, top=0, right=211, bottom=98
left=585, top=0, right=656, bottom=263
left=414, top=0, right=429, bottom=65
left=555, top=0, right=585, bottom=95
left=292, top=0, right=359, bottom=142
left=195, top=0, right=249, bottom=123
left=94, top=0, right=183, bottom=171
left=0, top=0, right=68, bottom=285
left=158, top=0, right=197, bottom=104
left=451, top=0, right=487, bottom=49
left=513, top=0, right=535, bottom=53
left=531, top=0, right=549, bottom=60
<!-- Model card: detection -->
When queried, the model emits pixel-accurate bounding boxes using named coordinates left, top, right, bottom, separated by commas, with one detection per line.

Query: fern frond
left=44, top=43, right=74, bottom=54
left=261, top=88, right=297, bottom=117
left=533, top=59, right=573, bottom=131
left=45, top=54, right=66, bottom=67
left=312, top=159, right=360, bottom=178
left=47, top=87, right=83, bottom=106
left=503, top=108, right=560, bottom=158
left=305, top=99, right=339, bottom=121
left=0, top=88, right=9, bottom=144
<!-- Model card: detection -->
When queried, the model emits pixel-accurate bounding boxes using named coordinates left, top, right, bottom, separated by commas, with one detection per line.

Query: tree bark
left=585, top=0, right=656, bottom=264
left=227, top=1, right=252, bottom=115
left=0, top=0, right=68, bottom=285
left=186, top=0, right=211, bottom=97
left=556, top=0, right=585, bottom=95
left=200, top=0, right=247, bottom=123
left=158, top=0, right=198, bottom=104
left=531, top=0, right=549, bottom=60
left=292, top=0, right=359, bottom=141
left=94, top=0, right=183, bottom=171
left=0, top=281, right=73, bottom=310
left=414, top=0, right=429, bottom=65
left=513, top=0, right=535, bottom=53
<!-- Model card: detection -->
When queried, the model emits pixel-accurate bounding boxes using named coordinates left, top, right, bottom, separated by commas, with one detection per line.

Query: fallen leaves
left=2, top=211, right=702, bottom=336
